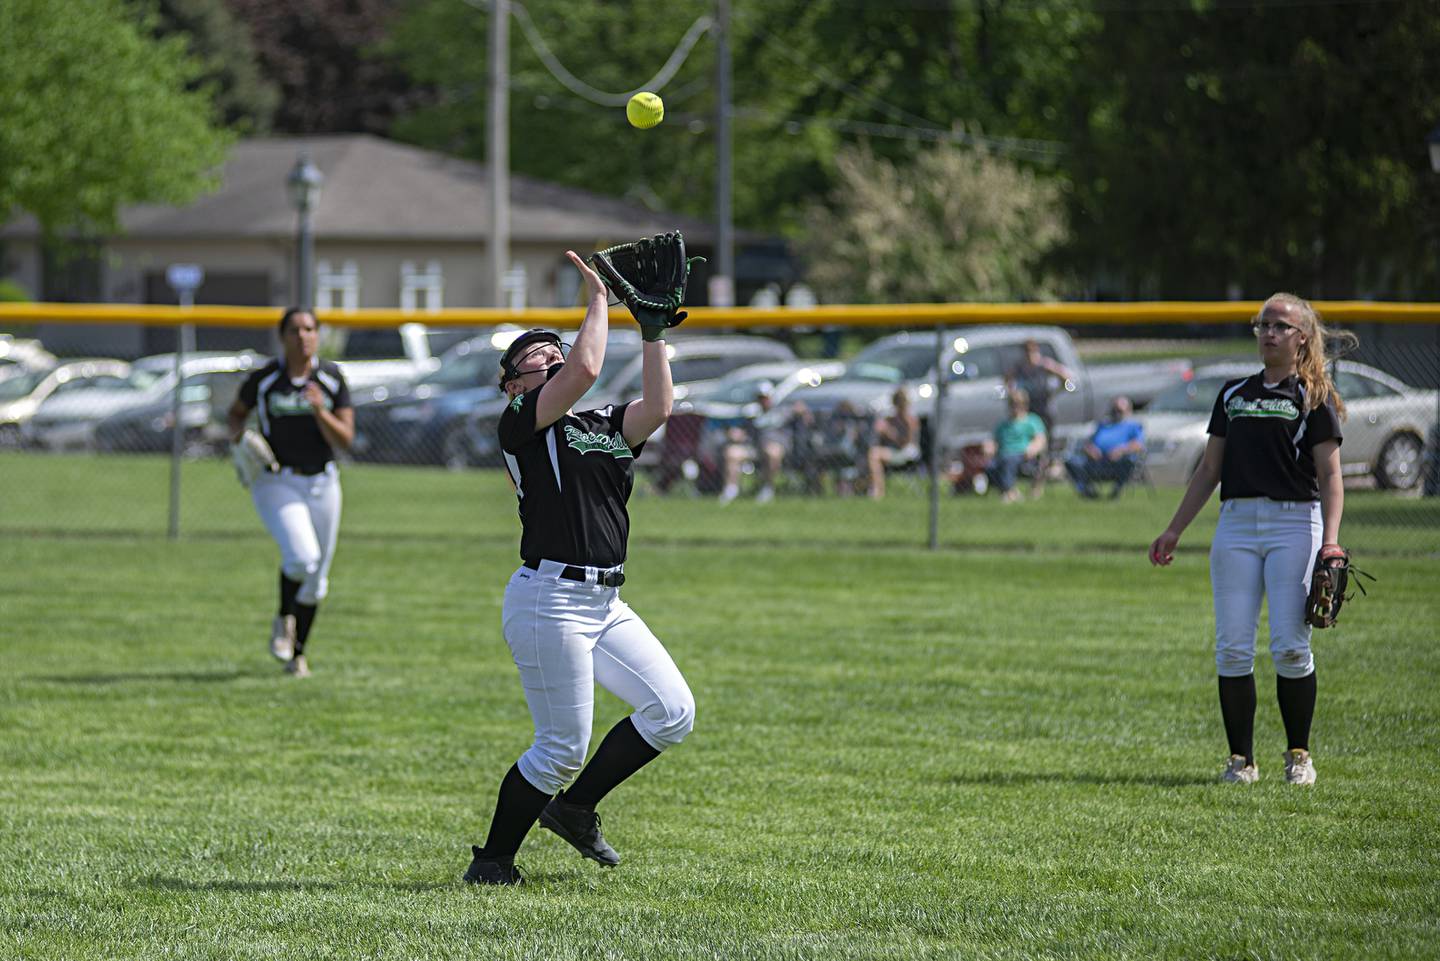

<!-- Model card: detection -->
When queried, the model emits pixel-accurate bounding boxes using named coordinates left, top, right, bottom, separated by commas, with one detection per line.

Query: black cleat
left=538, top=794, right=620, bottom=866
left=463, top=846, right=523, bottom=885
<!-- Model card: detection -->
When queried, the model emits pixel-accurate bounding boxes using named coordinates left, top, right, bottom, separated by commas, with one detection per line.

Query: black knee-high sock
left=1218, top=674, right=1256, bottom=765
left=279, top=573, right=301, bottom=617
left=563, top=717, right=661, bottom=809
left=293, top=603, right=317, bottom=655
left=480, top=763, right=552, bottom=858
left=1276, top=671, right=1317, bottom=752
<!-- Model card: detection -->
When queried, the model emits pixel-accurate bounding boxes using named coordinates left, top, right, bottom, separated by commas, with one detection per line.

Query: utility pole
left=712, top=0, right=734, bottom=307
left=489, top=0, right=511, bottom=308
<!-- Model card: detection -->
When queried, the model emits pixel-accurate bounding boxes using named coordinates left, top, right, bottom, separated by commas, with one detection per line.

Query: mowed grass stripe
left=4, top=451, right=1439, bottom=556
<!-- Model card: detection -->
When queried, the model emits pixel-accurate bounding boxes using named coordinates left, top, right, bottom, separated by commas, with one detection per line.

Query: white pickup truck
left=335, top=323, right=478, bottom=393
left=794, top=324, right=1193, bottom=456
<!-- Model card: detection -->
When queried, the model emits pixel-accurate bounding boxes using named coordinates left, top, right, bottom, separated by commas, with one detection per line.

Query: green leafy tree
left=803, top=142, right=1068, bottom=303
left=0, top=0, right=233, bottom=237
left=1058, top=0, right=1440, bottom=298
left=383, top=0, right=1084, bottom=236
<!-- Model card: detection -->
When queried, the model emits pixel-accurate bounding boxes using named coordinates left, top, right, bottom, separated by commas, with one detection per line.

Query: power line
left=728, top=4, right=1069, bottom=160
left=731, top=107, right=1066, bottom=161
left=458, top=0, right=714, bottom=107
left=730, top=5, right=950, bottom=133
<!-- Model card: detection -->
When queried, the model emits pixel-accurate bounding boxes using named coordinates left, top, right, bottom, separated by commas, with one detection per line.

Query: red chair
left=648, top=411, right=718, bottom=494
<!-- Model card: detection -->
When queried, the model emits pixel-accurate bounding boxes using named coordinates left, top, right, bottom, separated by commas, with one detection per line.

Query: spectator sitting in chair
left=719, top=386, right=788, bottom=505
left=983, top=389, right=1047, bottom=503
left=1065, top=396, right=1146, bottom=499
left=866, top=388, right=921, bottom=499
left=792, top=400, right=865, bottom=496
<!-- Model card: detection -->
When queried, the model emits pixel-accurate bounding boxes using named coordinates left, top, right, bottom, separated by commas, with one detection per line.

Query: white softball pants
left=502, top=561, right=696, bottom=795
left=1209, top=497, right=1322, bottom=679
left=250, top=464, right=342, bottom=605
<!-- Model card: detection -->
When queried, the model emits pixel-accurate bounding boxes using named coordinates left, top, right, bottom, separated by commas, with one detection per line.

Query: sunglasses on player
left=1252, top=320, right=1299, bottom=336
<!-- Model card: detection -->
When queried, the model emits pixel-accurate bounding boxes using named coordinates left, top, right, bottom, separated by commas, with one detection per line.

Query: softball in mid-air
left=626, top=92, right=664, bottom=129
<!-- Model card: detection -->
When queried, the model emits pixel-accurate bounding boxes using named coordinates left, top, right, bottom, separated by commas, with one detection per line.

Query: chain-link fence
left=3, top=313, right=1437, bottom=558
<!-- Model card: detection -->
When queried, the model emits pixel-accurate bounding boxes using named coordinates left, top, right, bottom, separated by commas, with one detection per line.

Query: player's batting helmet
left=498, top=329, right=566, bottom=387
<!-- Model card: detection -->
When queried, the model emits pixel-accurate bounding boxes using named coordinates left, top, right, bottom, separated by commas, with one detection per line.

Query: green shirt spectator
left=994, top=412, right=1046, bottom=456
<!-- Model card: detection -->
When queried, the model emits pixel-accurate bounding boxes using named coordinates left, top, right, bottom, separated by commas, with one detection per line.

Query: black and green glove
left=588, top=231, right=704, bottom=342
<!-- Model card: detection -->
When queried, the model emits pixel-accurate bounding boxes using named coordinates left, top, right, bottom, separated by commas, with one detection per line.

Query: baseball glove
left=231, top=429, right=279, bottom=489
left=1304, top=544, right=1374, bottom=629
left=588, top=231, right=703, bottom=342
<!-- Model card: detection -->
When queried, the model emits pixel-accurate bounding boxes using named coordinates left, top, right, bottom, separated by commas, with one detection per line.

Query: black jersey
left=1206, top=373, right=1342, bottom=502
left=498, top=386, right=645, bottom=568
left=238, top=358, right=352, bottom=471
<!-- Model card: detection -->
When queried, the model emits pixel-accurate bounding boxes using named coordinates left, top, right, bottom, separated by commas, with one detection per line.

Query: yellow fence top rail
left=3, top=300, right=1439, bottom=329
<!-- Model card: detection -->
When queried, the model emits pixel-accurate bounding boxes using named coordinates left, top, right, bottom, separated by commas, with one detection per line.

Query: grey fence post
left=165, top=264, right=203, bottom=539
left=928, top=324, right=947, bottom=550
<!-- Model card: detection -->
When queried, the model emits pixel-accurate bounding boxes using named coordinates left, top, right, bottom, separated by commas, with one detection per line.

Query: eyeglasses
left=1252, top=321, right=1299, bottom=336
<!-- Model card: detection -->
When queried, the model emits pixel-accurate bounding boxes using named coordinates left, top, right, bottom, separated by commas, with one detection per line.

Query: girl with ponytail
left=1149, top=292, right=1351, bottom=787
left=1267, top=292, right=1358, bottom=419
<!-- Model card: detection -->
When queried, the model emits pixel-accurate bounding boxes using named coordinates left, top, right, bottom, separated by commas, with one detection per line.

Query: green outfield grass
left=1, top=454, right=1437, bottom=959
left=3, top=451, right=1439, bottom=557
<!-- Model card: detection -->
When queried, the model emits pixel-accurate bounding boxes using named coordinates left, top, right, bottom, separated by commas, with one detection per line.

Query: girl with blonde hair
left=1149, top=293, right=1351, bottom=786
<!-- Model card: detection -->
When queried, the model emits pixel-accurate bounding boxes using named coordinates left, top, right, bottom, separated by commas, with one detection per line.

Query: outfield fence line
left=4, top=299, right=1440, bottom=330
left=2, top=306, right=1436, bottom=554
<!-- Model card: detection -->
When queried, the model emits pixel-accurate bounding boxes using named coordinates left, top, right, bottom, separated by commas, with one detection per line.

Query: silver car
left=0, top=359, right=134, bottom=447
left=26, top=352, right=262, bottom=451
left=460, top=334, right=795, bottom=468
left=679, top=360, right=847, bottom=421
left=1139, top=361, right=1438, bottom=490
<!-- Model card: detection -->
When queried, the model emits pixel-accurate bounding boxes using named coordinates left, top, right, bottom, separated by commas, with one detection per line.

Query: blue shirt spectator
left=1066, top=396, right=1146, bottom=499
left=1090, top=417, right=1144, bottom=456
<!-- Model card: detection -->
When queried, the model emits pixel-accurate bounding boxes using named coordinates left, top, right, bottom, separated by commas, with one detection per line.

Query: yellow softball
left=626, top=92, right=664, bottom=129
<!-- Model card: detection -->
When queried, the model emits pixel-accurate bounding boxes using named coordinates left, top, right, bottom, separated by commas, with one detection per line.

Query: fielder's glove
left=588, top=231, right=703, bottom=342
left=1304, top=544, right=1374, bottom=629
left=231, top=429, right=279, bottom=489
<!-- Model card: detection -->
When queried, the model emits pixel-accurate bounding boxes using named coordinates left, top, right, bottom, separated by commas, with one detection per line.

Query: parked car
left=22, top=368, right=164, bottom=450
left=0, top=359, right=133, bottom=447
left=587, top=335, right=798, bottom=410
left=680, top=360, right=848, bottom=422
left=794, top=325, right=1192, bottom=459
left=1139, top=361, right=1439, bottom=490
left=334, top=323, right=480, bottom=392
left=93, top=364, right=262, bottom=455
left=0, top=335, right=57, bottom=382
left=26, top=352, right=261, bottom=451
left=459, top=333, right=794, bottom=468
left=347, top=325, right=527, bottom=408
left=351, top=328, right=643, bottom=469
left=351, top=335, right=510, bottom=467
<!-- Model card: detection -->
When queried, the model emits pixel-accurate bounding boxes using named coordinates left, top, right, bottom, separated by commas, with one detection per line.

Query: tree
left=1058, top=0, right=1440, bottom=298
left=802, top=142, right=1068, bottom=303
left=0, top=0, right=233, bottom=237
left=152, top=0, right=281, bottom=134
left=225, top=0, right=425, bottom=135
left=382, top=0, right=1086, bottom=236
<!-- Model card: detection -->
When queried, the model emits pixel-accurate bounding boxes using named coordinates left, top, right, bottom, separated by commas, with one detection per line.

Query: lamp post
left=287, top=153, right=323, bottom=310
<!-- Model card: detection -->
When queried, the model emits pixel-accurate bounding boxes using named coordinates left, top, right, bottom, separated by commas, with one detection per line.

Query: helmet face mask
left=498, top=329, right=566, bottom=388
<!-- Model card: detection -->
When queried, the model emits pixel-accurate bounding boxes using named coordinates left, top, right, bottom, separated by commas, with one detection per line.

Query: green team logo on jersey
left=1227, top=397, right=1299, bottom=420
left=564, top=424, right=633, bottom=459
left=509, top=393, right=525, bottom=412
left=268, top=392, right=329, bottom=417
